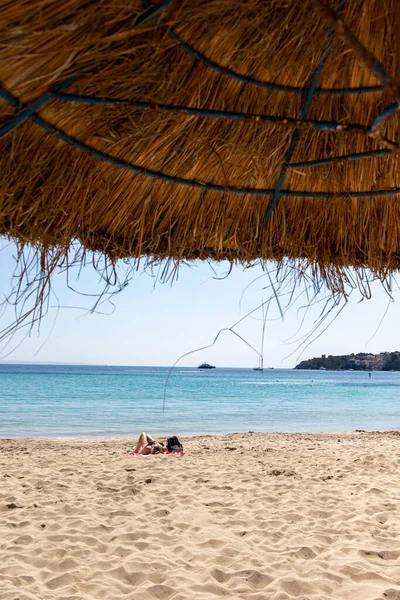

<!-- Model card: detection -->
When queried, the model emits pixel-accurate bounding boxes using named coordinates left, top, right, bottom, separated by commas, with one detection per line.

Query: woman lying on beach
left=135, top=432, right=167, bottom=455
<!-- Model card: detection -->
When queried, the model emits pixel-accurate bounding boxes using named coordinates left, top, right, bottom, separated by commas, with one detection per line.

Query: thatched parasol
left=1, top=0, right=400, bottom=303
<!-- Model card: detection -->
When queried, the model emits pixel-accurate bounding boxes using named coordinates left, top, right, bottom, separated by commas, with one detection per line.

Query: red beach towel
left=125, top=451, right=185, bottom=456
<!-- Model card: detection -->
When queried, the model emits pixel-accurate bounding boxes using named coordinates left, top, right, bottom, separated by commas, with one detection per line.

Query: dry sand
left=1, top=432, right=400, bottom=600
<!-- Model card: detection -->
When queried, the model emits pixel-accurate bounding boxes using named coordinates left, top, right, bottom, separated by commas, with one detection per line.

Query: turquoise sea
left=0, top=364, right=399, bottom=438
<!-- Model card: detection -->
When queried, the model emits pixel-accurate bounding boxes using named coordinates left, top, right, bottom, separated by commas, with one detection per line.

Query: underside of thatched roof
left=1, top=0, right=400, bottom=287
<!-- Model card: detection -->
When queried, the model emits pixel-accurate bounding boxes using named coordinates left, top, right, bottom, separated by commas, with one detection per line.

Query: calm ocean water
left=0, top=364, right=399, bottom=438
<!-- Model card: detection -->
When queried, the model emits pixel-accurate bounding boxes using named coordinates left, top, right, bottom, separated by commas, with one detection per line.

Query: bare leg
left=135, top=432, right=148, bottom=453
left=135, top=432, right=156, bottom=453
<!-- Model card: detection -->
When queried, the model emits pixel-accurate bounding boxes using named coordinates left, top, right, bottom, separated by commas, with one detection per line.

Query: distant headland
left=295, top=352, right=400, bottom=371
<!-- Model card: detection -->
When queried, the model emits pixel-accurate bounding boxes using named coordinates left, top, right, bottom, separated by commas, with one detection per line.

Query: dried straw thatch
left=1, top=0, right=400, bottom=296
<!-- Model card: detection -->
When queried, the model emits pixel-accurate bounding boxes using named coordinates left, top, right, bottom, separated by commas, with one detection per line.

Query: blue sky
left=0, top=240, right=399, bottom=367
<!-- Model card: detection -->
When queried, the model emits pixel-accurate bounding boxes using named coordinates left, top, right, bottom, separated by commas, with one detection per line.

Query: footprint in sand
left=359, top=550, right=400, bottom=561
left=291, top=546, right=317, bottom=560
left=382, top=590, right=400, bottom=600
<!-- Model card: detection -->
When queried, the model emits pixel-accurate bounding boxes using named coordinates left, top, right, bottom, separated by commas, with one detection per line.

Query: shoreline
left=1, top=428, right=399, bottom=441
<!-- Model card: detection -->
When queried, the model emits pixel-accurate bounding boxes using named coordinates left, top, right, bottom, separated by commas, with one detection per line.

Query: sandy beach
left=1, top=431, right=400, bottom=600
